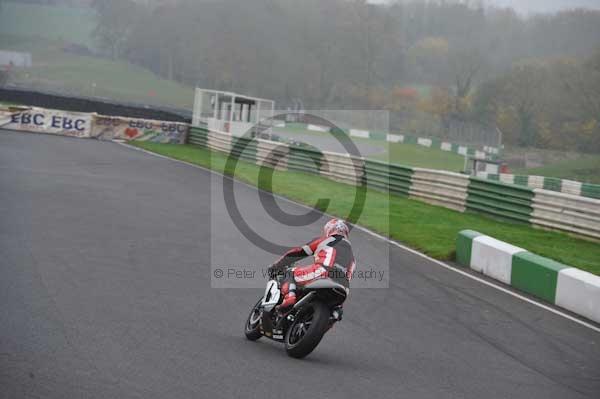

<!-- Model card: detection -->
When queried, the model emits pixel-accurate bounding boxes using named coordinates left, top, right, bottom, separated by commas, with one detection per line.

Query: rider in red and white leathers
left=267, top=219, right=356, bottom=310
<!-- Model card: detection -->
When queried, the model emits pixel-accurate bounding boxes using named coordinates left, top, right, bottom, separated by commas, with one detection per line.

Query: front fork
left=261, top=305, right=294, bottom=338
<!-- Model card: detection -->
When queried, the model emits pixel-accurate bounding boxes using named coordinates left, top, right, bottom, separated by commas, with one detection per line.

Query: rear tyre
left=244, top=299, right=263, bottom=341
left=285, top=301, right=330, bottom=359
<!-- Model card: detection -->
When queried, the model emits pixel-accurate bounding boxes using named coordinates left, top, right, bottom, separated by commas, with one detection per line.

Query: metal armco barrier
left=208, top=130, right=232, bottom=153
left=363, top=159, right=413, bottom=197
left=477, top=172, right=600, bottom=200
left=231, top=136, right=258, bottom=164
left=287, top=146, right=323, bottom=175
left=466, top=178, right=534, bottom=223
left=531, top=189, right=600, bottom=239
left=188, top=125, right=209, bottom=147
left=256, top=140, right=288, bottom=170
left=186, top=126, right=600, bottom=239
left=410, top=168, right=469, bottom=212
left=320, top=152, right=364, bottom=186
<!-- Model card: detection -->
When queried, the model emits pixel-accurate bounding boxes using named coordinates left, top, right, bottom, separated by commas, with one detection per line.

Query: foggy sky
left=372, top=1, right=600, bottom=14
left=489, top=0, right=600, bottom=14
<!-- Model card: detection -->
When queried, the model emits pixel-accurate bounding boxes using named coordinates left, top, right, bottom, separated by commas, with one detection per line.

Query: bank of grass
left=373, top=142, right=464, bottom=171
left=514, top=155, right=600, bottom=184
left=0, top=1, right=95, bottom=47
left=0, top=101, right=21, bottom=107
left=0, top=35, right=194, bottom=109
left=0, top=2, right=189, bottom=107
left=131, top=142, right=600, bottom=276
left=276, top=126, right=465, bottom=171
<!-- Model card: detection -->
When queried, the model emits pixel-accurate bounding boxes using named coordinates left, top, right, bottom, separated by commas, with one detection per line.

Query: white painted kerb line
left=118, top=142, right=600, bottom=333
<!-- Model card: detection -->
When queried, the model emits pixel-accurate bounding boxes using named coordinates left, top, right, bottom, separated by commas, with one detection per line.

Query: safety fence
left=531, top=190, right=600, bottom=239
left=409, top=168, right=470, bottom=212
left=189, top=126, right=600, bottom=240
left=363, top=159, right=413, bottom=197
left=477, top=171, right=600, bottom=200
left=278, top=121, right=499, bottom=160
left=466, top=178, right=534, bottom=224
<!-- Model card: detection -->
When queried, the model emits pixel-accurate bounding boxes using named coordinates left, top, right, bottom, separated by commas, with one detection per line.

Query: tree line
left=90, top=0, right=600, bottom=152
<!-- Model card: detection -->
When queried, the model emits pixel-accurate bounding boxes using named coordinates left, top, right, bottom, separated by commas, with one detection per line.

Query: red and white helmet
left=323, top=219, right=349, bottom=239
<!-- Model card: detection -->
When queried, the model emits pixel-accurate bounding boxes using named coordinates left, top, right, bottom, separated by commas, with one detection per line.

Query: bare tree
left=92, top=0, right=141, bottom=60
left=448, top=47, right=486, bottom=119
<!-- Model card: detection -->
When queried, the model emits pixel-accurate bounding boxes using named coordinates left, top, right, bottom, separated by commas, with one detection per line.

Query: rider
left=267, top=219, right=356, bottom=310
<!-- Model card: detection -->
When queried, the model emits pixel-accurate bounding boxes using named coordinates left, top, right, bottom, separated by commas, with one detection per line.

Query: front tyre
left=285, top=301, right=330, bottom=359
left=244, top=299, right=263, bottom=341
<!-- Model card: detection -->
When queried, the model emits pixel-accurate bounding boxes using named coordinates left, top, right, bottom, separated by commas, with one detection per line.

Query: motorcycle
left=244, top=273, right=348, bottom=358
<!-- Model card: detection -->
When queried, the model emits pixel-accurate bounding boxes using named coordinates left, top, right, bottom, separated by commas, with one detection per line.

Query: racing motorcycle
left=244, top=274, right=348, bottom=358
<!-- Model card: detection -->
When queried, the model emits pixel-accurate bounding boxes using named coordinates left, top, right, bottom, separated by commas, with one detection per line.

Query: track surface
left=272, top=127, right=387, bottom=156
left=1, top=130, right=599, bottom=399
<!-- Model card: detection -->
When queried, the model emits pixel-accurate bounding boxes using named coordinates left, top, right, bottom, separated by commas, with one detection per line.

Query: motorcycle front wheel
left=285, top=301, right=330, bottom=359
left=244, top=299, right=263, bottom=341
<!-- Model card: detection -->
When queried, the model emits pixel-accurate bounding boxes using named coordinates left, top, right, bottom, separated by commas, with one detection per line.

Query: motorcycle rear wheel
left=285, top=301, right=330, bottom=359
left=244, top=299, right=263, bottom=341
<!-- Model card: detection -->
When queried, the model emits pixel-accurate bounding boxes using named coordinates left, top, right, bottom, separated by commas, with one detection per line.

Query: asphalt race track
left=272, top=128, right=388, bottom=157
left=1, top=130, right=599, bottom=399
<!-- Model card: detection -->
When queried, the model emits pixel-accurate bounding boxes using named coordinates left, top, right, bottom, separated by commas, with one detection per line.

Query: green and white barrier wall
left=477, top=171, right=600, bottom=200
left=276, top=121, right=499, bottom=160
left=457, top=230, right=600, bottom=324
left=385, top=133, right=492, bottom=160
left=189, top=126, right=600, bottom=240
left=4, top=104, right=596, bottom=239
left=466, top=178, right=534, bottom=223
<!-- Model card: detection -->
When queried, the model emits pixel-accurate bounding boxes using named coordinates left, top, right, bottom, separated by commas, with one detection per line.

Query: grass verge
left=275, top=126, right=465, bottom=172
left=372, top=141, right=464, bottom=171
left=130, top=142, right=600, bottom=276
left=0, top=101, right=22, bottom=107
left=514, top=155, right=600, bottom=184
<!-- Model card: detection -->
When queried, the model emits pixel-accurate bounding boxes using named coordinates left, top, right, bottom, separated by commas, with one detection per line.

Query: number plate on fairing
left=261, top=280, right=281, bottom=309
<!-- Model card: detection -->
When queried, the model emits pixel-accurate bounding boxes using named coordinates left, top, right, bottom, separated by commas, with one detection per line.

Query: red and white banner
left=92, top=115, right=188, bottom=144
left=0, top=106, right=189, bottom=143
